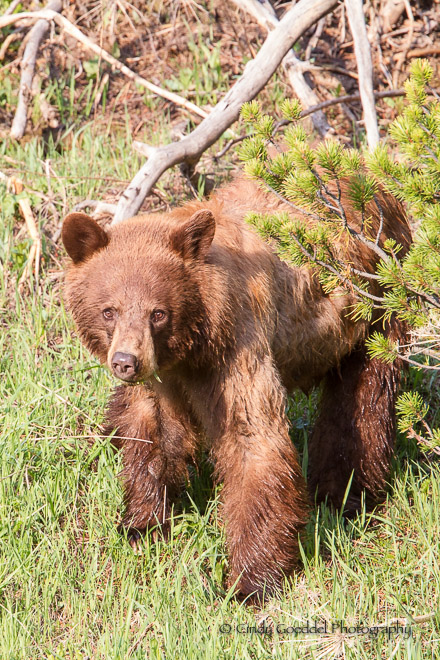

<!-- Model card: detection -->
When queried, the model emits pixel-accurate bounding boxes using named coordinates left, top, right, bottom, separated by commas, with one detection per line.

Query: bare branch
left=229, top=0, right=333, bottom=138
left=71, top=200, right=118, bottom=215
left=408, top=46, right=440, bottom=58
left=10, top=0, right=62, bottom=140
left=305, top=15, right=326, bottom=61
left=259, top=180, right=324, bottom=222
left=392, top=0, right=415, bottom=87
left=110, top=0, right=338, bottom=224
left=344, top=0, right=379, bottom=149
left=214, top=89, right=407, bottom=160
left=2, top=0, right=22, bottom=16
left=132, top=141, right=156, bottom=158
left=0, top=31, right=22, bottom=60
left=404, top=286, right=440, bottom=310
left=397, top=354, right=440, bottom=371
left=301, top=88, right=406, bottom=116
left=284, top=229, right=385, bottom=303
left=406, top=427, right=440, bottom=454
left=0, top=8, right=208, bottom=120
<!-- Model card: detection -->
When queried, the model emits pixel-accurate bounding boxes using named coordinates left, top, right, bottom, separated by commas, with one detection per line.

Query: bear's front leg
left=209, top=353, right=310, bottom=598
left=105, top=384, right=198, bottom=543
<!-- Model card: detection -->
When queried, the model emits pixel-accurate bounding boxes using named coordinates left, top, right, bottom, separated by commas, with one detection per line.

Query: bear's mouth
left=111, top=370, right=162, bottom=386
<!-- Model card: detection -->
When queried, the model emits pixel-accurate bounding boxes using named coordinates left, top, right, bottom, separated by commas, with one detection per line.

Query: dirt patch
left=2, top=1, right=439, bottom=141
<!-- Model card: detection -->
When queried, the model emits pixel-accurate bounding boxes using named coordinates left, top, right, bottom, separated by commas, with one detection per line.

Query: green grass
left=1, top=11, right=439, bottom=657
left=1, top=135, right=439, bottom=660
left=1, top=287, right=439, bottom=659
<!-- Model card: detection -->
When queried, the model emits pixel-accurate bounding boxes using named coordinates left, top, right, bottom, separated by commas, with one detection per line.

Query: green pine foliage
left=239, top=59, right=440, bottom=453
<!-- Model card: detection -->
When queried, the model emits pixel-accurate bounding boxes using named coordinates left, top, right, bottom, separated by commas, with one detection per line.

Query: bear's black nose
left=112, top=352, right=139, bottom=380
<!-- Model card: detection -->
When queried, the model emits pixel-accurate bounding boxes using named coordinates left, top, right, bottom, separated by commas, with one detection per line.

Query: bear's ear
left=170, top=209, right=215, bottom=261
left=62, top=212, right=109, bottom=263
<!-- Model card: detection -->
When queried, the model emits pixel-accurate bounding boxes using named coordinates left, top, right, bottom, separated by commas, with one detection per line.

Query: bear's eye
left=103, top=308, right=115, bottom=321
left=151, top=309, right=167, bottom=324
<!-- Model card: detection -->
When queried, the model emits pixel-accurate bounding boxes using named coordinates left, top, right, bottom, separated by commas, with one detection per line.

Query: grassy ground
left=1, top=2, right=440, bottom=658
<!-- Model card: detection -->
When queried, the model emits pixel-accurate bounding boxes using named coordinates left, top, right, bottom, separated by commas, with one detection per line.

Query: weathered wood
left=345, top=0, right=379, bottom=149
left=230, top=0, right=332, bottom=138
left=112, top=0, right=338, bottom=224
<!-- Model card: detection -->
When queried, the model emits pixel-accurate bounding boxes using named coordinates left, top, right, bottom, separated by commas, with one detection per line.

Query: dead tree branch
left=382, top=0, right=405, bottom=33
left=111, top=0, right=339, bottom=224
left=392, top=0, right=415, bottom=87
left=230, top=0, right=333, bottom=138
left=345, top=0, right=379, bottom=149
left=3, top=0, right=21, bottom=16
left=301, top=88, right=406, bottom=115
left=0, top=8, right=208, bottom=120
left=10, top=0, right=62, bottom=140
left=214, top=88, right=407, bottom=159
left=72, top=200, right=118, bottom=215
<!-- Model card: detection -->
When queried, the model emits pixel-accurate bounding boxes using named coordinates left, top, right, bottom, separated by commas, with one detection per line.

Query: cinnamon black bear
left=62, top=178, right=411, bottom=598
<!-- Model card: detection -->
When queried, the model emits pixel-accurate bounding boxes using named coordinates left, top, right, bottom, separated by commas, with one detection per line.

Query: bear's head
left=62, top=209, right=216, bottom=383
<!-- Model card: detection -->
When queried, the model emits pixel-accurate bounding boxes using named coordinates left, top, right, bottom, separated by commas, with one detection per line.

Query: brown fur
left=62, top=177, right=411, bottom=598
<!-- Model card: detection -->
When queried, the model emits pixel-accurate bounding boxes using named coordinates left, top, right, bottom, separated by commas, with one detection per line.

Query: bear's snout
left=111, top=352, right=140, bottom=382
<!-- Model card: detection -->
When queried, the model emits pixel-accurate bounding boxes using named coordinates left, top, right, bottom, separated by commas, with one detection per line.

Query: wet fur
left=63, top=178, right=411, bottom=598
